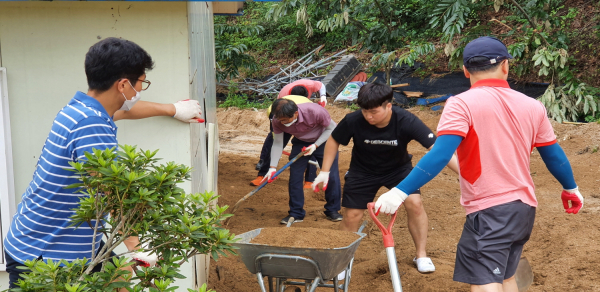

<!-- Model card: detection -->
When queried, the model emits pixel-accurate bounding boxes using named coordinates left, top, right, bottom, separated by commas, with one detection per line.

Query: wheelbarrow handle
left=367, top=202, right=397, bottom=248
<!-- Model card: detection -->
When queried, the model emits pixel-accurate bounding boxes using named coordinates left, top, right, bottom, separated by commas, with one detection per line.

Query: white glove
left=319, top=96, right=327, bottom=107
left=173, top=99, right=204, bottom=123
left=561, top=187, right=584, bottom=214
left=261, top=168, right=278, bottom=183
left=131, top=249, right=158, bottom=267
left=374, top=188, right=409, bottom=215
left=302, top=144, right=317, bottom=156
left=312, top=171, right=329, bottom=192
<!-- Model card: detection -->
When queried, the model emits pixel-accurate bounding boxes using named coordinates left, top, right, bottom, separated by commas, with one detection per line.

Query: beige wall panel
left=0, top=2, right=197, bottom=290
left=0, top=2, right=191, bottom=200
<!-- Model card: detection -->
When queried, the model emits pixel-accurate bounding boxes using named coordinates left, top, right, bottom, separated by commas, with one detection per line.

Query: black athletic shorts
left=453, top=200, right=536, bottom=285
left=342, top=166, right=420, bottom=209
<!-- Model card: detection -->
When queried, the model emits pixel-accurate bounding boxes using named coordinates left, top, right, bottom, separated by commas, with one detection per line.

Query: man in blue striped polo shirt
left=4, top=37, right=202, bottom=288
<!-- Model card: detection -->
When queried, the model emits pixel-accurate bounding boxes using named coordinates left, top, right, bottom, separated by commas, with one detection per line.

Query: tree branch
left=508, top=0, right=551, bottom=46
left=90, top=189, right=103, bottom=260
left=490, top=18, right=513, bottom=30
left=80, top=213, right=128, bottom=279
left=373, top=0, right=393, bottom=34
left=349, top=17, right=368, bottom=31
left=178, top=250, right=200, bottom=266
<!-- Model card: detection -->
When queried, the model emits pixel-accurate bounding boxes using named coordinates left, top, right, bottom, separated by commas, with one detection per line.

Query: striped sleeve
left=68, top=117, right=117, bottom=161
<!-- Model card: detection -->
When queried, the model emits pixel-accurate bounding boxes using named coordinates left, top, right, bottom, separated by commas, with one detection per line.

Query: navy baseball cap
left=463, top=36, right=513, bottom=68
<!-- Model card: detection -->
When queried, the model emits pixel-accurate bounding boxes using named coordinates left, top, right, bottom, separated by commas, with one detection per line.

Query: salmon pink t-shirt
left=278, top=79, right=323, bottom=98
left=437, top=79, right=556, bottom=214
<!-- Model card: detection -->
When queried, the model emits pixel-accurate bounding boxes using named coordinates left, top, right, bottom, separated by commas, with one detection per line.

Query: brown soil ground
left=210, top=105, right=600, bottom=292
left=251, top=227, right=360, bottom=249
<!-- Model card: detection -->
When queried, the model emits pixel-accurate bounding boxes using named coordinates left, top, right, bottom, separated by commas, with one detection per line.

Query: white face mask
left=120, top=80, right=142, bottom=111
left=283, top=118, right=297, bottom=127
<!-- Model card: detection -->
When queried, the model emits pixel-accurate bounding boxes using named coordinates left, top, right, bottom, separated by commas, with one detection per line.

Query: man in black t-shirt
left=314, top=83, right=459, bottom=273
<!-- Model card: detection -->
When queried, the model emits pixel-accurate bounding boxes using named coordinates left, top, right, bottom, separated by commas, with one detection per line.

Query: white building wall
left=0, top=2, right=208, bottom=290
left=187, top=2, right=218, bottom=287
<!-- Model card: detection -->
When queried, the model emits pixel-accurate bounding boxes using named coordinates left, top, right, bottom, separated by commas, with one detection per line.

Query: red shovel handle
left=367, top=202, right=397, bottom=248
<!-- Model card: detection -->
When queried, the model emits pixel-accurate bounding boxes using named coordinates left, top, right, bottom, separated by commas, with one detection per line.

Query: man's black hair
left=465, top=56, right=503, bottom=74
left=272, top=98, right=298, bottom=119
left=85, top=37, right=154, bottom=92
left=357, top=83, right=393, bottom=110
left=290, top=85, right=308, bottom=97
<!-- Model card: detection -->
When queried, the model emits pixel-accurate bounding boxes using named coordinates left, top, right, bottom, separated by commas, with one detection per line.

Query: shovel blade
left=515, top=257, right=533, bottom=292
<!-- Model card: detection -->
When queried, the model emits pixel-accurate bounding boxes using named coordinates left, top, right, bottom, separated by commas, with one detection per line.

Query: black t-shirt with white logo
left=332, top=106, right=436, bottom=174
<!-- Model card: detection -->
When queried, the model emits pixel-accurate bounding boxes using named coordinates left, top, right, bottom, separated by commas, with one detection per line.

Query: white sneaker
left=413, top=257, right=435, bottom=273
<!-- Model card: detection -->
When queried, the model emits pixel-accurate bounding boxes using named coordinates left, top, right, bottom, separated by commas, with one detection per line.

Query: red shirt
left=278, top=79, right=323, bottom=98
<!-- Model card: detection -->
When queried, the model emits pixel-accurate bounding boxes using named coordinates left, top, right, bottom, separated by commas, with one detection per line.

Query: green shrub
left=12, top=145, right=236, bottom=292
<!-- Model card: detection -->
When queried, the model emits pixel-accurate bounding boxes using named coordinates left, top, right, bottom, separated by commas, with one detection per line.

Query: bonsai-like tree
left=11, top=145, right=235, bottom=292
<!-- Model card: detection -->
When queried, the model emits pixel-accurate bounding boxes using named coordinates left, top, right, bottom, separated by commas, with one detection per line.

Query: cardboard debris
left=390, top=83, right=409, bottom=88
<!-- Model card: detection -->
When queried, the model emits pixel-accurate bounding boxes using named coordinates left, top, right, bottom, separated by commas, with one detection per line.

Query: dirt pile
left=211, top=105, right=600, bottom=292
left=217, top=105, right=354, bottom=155
left=251, top=227, right=361, bottom=249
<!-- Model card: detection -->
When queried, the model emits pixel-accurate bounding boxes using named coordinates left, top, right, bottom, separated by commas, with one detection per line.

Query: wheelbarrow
left=232, top=224, right=367, bottom=292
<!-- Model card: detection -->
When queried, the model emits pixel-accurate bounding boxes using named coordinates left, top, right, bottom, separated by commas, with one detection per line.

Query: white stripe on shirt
left=67, top=105, right=88, bottom=118
left=60, top=112, right=78, bottom=124
left=37, top=164, right=78, bottom=179
left=29, top=190, right=80, bottom=205
left=50, top=130, right=67, bottom=140
left=43, top=148, right=71, bottom=160
left=39, top=156, right=74, bottom=169
left=66, top=133, right=116, bottom=148
left=53, top=120, right=72, bottom=133
left=22, top=200, right=72, bottom=221
left=70, top=123, right=113, bottom=133
left=35, top=172, right=70, bottom=188
left=25, top=195, right=76, bottom=214
left=16, top=217, right=94, bottom=238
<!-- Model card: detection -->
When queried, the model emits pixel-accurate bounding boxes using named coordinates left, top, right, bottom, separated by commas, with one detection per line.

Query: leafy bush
left=12, top=145, right=236, bottom=292
left=215, top=21, right=264, bottom=81
left=219, top=94, right=272, bottom=110
left=432, top=0, right=600, bottom=122
left=226, top=1, right=600, bottom=121
left=218, top=82, right=273, bottom=110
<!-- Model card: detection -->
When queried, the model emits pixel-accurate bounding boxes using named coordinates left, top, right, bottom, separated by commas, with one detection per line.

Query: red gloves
left=261, top=168, right=278, bottom=184
left=302, top=144, right=317, bottom=156
left=312, top=171, right=329, bottom=192
left=561, top=188, right=584, bottom=214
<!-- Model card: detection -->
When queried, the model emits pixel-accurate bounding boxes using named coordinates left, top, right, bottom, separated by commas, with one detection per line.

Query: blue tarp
left=416, top=94, right=452, bottom=106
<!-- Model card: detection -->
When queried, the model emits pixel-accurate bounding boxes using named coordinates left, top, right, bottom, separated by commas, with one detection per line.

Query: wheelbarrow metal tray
left=233, top=228, right=366, bottom=280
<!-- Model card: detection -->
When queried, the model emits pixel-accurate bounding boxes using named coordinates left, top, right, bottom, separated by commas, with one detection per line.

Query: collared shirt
left=272, top=102, right=332, bottom=143
left=266, top=95, right=312, bottom=117
left=5, top=92, right=118, bottom=263
left=278, top=80, right=323, bottom=98
left=437, top=78, right=556, bottom=214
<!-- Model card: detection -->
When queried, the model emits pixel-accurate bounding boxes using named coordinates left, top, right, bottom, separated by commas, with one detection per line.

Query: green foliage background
left=215, top=0, right=600, bottom=122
